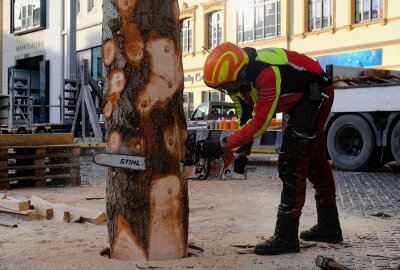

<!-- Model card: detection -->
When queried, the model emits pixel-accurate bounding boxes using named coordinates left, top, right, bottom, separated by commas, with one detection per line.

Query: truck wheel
left=390, top=120, right=400, bottom=164
left=327, top=115, right=375, bottom=171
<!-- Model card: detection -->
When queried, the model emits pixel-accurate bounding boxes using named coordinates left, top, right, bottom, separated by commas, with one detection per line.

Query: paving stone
left=333, top=169, right=400, bottom=269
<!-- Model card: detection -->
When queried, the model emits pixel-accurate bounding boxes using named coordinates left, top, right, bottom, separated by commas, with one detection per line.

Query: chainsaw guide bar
left=93, top=153, right=146, bottom=171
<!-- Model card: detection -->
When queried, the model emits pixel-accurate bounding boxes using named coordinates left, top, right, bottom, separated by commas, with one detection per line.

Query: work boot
left=254, top=211, right=300, bottom=255
left=254, top=235, right=299, bottom=255
left=300, top=205, right=343, bottom=243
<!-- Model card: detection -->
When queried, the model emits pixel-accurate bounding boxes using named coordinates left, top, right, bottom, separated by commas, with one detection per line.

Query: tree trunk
left=102, top=0, right=188, bottom=261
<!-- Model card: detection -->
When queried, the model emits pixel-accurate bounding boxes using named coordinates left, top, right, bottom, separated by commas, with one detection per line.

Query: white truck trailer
left=325, top=65, right=400, bottom=171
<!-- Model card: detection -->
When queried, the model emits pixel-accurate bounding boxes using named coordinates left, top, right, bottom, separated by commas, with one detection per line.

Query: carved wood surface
left=102, top=0, right=188, bottom=261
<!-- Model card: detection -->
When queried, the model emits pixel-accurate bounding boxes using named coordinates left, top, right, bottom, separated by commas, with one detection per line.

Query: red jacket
left=226, top=48, right=325, bottom=150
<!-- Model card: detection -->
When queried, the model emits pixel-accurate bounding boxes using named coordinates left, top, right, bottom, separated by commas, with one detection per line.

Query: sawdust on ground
left=0, top=163, right=396, bottom=270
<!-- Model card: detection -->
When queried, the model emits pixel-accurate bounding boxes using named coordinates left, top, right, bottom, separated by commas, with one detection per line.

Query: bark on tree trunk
left=102, top=0, right=188, bottom=261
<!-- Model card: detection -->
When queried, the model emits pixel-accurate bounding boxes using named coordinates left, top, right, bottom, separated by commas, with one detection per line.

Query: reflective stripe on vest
left=253, top=66, right=281, bottom=139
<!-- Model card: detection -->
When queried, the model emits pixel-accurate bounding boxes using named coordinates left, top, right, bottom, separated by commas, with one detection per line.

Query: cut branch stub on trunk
left=163, top=124, right=187, bottom=161
left=103, top=69, right=126, bottom=119
left=108, top=131, right=122, bottom=153
left=137, top=32, right=184, bottom=118
left=102, top=39, right=118, bottom=66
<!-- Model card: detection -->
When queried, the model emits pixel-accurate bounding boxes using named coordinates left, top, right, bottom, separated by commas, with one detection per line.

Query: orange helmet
left=203, top=42, right=249, bottom=88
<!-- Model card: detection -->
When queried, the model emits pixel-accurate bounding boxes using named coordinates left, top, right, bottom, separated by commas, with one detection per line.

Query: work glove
left=200, top=140, right=223, bottom=158
left=234, top=155, right=248, bottom=174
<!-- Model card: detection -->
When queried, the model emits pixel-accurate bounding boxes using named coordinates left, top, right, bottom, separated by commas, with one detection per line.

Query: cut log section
left=0, top=206, right=41, bottom=221
left=30, top=196, right=106, bottom=224
left=0, top=193, right=30, bottom=212
left=33, top=204, right=54, bottom=220
left=30, top=196, right=74, bottom=223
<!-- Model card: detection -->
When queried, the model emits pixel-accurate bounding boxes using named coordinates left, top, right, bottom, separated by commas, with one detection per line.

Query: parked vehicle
left=187, top=101, right=237, bottom=130
left=324, top=65, right=400, bottom=170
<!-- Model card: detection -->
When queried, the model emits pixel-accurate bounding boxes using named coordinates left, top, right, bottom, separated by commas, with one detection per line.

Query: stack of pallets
left=0, top=134, right=80, bottom=189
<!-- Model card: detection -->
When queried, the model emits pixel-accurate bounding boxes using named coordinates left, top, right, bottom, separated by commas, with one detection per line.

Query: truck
left=325, top=65, right=400, bottom=171
left=187, top=65, right=400, bottom=171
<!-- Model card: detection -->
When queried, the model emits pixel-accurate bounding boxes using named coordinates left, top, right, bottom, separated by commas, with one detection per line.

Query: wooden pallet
left=0, top=144, right=80, bottom=189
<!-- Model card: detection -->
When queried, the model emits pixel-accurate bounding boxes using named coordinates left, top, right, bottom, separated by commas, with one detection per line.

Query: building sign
left=16, top=40, right=45, bottom=52
left=184, top=72, right=204, bottom=86
left=11, top=0, right=47, bottom=35
left=316, top=49, right=383, bottom=68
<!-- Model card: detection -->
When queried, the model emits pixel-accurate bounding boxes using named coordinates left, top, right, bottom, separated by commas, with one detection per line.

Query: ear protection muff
left=237, top=66, right=251, bottom=92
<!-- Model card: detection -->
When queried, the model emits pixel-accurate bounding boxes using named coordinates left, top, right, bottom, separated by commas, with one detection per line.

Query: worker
left=201, top=42, right=343, bottom=255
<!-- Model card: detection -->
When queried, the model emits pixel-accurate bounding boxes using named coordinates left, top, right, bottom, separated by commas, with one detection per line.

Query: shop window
left=355, top=0, right=383, bottom=23
left=181, top=18, right=193, bottom=53
left=237, top=0, right=281, bottom=43
left=11, top=0, right=46, bottom=35
left=308, top=0, right=332, bottom=31
left=207, top=11, right=224, bottom=49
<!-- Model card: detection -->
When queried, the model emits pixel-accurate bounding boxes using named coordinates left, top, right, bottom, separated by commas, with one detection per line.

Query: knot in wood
left=168, top=81, right=173, bottom=88
left=141, top=100, right=147, bottom=107
left=167, top=188, right=173, bottom=195
left=164, top=45, right=170, bottom=52
left=168, top=138, right=174, bottom=145
left=135, top=142, right=142, bottom=151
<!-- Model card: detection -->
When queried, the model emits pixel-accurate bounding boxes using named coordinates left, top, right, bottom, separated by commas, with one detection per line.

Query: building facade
left=2, top=0, right=400, bottom=123
left=180, top=0, right=400, bottom=116
left=1, top=0, right=103, bottom=124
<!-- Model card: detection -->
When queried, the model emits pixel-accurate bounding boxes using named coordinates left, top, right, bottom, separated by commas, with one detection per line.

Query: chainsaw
left=94, top=133, right=241, bottom=180
left=183, top=133, right=236, bottom=180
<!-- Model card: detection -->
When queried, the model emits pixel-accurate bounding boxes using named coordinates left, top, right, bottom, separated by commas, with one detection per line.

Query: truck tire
left=327, top=115, right=375, bottom=171
left=390, top=120, right=400, bottom=164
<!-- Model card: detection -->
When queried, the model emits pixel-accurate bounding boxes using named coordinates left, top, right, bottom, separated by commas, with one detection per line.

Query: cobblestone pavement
left=333, top=169, right=400, bottom=270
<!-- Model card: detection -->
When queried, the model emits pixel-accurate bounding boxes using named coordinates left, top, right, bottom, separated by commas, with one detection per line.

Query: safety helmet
left=203, top=42, right=249, bottom=89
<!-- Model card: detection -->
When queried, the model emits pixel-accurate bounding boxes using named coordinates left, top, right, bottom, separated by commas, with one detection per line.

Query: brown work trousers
left=278, top=85, right=336, bottom=218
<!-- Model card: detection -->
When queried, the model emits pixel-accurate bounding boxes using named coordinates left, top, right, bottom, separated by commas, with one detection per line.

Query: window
left=77, top=46, right=102, bottom=81
left=237, top=0, right=281, bottom=43
left=87, top=0, right=96, bottom=13
left=183, top=92, right=194, bottom=118
left=208, top=11, right=224, bottom=49
left=308, top=0, right=332, bottom=31
left=11, top=0, right=46, bottom=35
left=202, top=90, right=226, bottom=103
left=181, top=18, right=193, bottom=53
left=209, top=91, right=221, bottom=102
left=355, top=0, right=384, bottom=23
left=77, top=0, right=81, bottom=15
